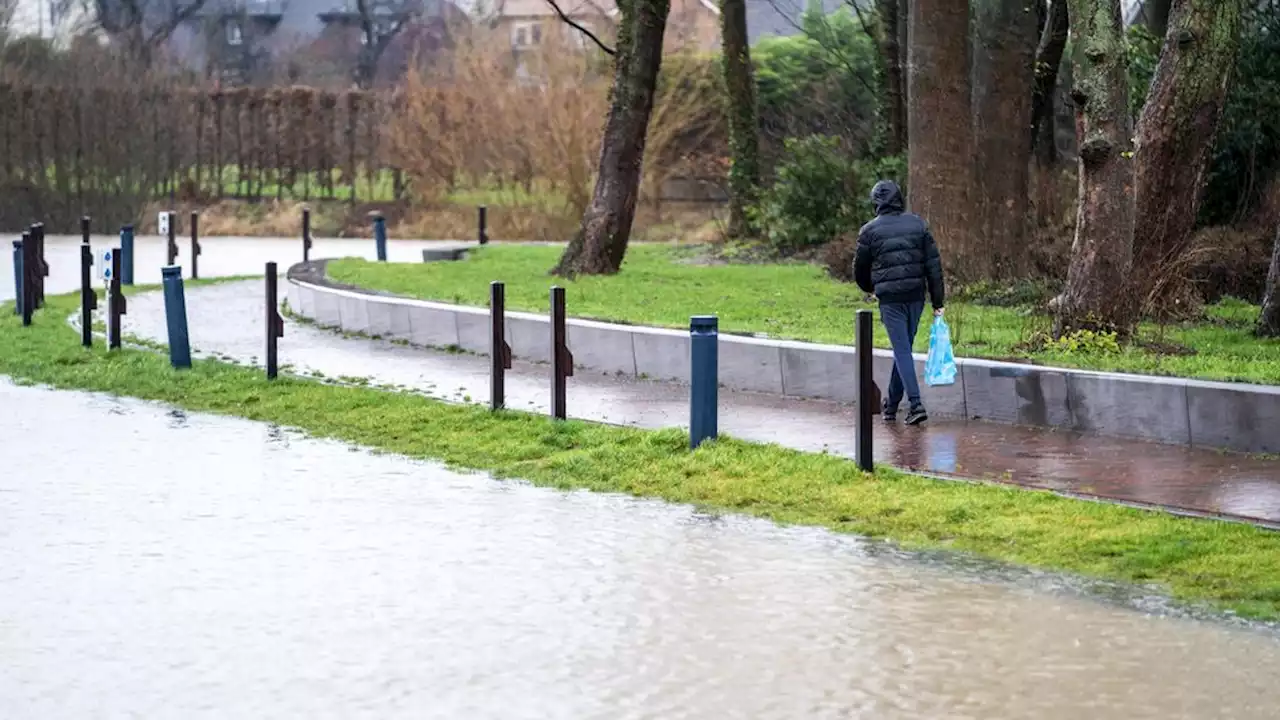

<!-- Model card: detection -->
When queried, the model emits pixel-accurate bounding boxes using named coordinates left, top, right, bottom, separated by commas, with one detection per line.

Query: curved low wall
left=286, top=260, right=1280, bottom=455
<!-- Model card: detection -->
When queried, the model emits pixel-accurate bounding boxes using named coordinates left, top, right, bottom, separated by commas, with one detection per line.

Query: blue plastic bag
left=925, top=315, right=957, bottom=387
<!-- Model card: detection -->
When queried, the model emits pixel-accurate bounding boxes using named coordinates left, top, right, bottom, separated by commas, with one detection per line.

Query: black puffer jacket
left=853, top=180, right=945, bottom=308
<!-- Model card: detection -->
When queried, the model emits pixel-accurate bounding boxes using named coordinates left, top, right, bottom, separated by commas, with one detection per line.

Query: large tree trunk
left=972, top=0, right=1039, bottom=279
left=552, top=0, right=671, bottom=277
left=720, top=0, right=760, bottom=239
left=1053, top=0, right=1135, bottom=336
left=1131, top=0, right=1244, bottom=309
left=907, top=0, right=976, bottom=277
left=1260, top=226, right=1280, bottom=338
left=877, top=0, right=907, bottom=156
left=1031, top=0, right=1069, bottom=166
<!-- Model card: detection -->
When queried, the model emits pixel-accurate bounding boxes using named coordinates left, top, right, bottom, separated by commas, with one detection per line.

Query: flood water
left=3, top=380, right=1280, bottom=718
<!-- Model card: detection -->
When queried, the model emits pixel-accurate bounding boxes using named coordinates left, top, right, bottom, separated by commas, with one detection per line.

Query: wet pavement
left=5, top=379, right=1280, bottom=718
left=117, top=280, right=1280, bottom=526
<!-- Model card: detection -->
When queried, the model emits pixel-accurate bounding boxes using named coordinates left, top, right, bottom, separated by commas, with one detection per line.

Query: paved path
left=118, top=280, right=1280, bottom=527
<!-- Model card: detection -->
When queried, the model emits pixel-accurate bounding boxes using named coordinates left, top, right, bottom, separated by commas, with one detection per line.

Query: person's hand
left=934, top=307, right=945, bottom=317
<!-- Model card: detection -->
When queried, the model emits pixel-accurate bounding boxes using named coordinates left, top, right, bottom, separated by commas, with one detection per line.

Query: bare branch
left=543, top=0, right=616, bottom=55
left=845, top=0, right=877, bottom=41
left=766, top=0, right=876, bottom=96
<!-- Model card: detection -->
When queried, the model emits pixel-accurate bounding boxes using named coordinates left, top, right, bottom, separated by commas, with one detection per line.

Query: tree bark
left=1131, top=0, right=1244, bottom=306
left=1031, top=0, right=1069, bottom=166
left=720, top=0, right=760, bottom=239
left=907, top=0, right=976, bottom=277
left=972, top=0, right=1039, bottom=279
left=1259, top=225, right=1280, bottom=338
left=877, top=0, right=907, bottom=156
left=552, top=0, right=671, bottom=277
left=1053, top=0, right=1135, bottom=336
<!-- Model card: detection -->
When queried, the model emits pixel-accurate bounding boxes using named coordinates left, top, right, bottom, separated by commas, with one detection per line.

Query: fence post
left=30, top=222, right=46, bottom=308
left=190, top=211, right=202, bottom=280
left=373, top=212, right=387, bottom=262
left=550, top=286, right=573, bottom=420
left=166, top=211, right=178, bottom=267
left=13, top=238, right=25, bottom=323
left=855, top=309, right=875, bottom=472
left=302, top=206, right=312, bottom=262
left=478, top=206, right=488, bottom=245
left=120, top=225, right=135, bottom=286
left=161, top=266, right=191, bottom=369
left=109, top=248, right=126, bottom=350
left=20, top=231, right=34, bottom=325
left=490, top=281, right=512, bottom=410
left=689, top=315, right=719, bottom=449
left=80, top=228, right=97, bottom=348
left=265, top=262, right=285, bottom=380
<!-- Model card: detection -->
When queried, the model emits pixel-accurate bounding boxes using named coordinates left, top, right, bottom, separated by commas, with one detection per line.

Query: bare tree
left=90, top=0, right=209, bottom=65
left=354, top=0, right=418, bottom=89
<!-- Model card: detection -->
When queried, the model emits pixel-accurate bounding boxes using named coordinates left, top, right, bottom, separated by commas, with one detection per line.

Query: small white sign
left=158, top=212, right=170, bottom=236
left=98, top=249, right=113, bottom=281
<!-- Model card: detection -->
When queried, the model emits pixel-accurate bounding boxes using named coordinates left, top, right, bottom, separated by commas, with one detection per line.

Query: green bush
left=751, top=136, right=860, bottom=253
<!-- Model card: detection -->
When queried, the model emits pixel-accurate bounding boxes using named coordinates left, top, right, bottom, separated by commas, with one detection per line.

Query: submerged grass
left=4, top=292, right=1280, bottom=620
left=326, top=246, right=1280, bottom=385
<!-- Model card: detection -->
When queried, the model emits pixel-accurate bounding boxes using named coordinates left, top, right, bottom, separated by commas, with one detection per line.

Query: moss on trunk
left=720, top=0, right=760, bottom=239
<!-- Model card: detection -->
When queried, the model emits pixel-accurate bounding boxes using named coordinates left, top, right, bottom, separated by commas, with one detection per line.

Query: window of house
left=531, top=24, right=542, bottom=44
left=515, top=26, right=528, bottom=46
left=227, top=22, right=243, bottom=46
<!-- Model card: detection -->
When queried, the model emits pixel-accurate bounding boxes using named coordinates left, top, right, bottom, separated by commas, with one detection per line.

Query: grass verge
left=4, top=292, right=1280, bottom=620
left=326, top=245, right=1280, bottom=385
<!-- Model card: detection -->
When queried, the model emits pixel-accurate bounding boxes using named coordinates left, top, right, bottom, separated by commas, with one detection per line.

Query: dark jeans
left=880, top=301, right=925, bottom=411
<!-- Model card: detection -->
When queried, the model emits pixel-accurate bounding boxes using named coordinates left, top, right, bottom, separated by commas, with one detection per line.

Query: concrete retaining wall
left=285, top=264, right=1280, bottom=454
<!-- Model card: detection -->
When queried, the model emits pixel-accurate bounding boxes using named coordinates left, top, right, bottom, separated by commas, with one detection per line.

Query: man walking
left=853, top=180, right=945, bottom=425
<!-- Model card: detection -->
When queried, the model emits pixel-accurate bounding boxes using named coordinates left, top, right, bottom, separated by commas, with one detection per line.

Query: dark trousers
left=880, top=301, right=925, bottom=411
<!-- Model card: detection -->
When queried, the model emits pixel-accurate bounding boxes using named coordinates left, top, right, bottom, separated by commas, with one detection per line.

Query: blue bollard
left=120, top=225, right=135, bottom=286
left=161, top=266, right=192, bottom=369
left=689, top=315, right=719, bottom=449
left=373, top=214, right=387, bottom=262
left=12, top=239, right=23, bottom=317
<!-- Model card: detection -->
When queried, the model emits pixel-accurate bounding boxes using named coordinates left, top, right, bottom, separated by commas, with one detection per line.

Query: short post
left=689, top=315, right=719, bottom=449
left=80, top=233, right=96, bottom=348
left=855, top=309, right=875, bottom=472
left=161, top=266, right=191, bottom=369
left=190, top=211, right=202, bottom=280
left=108, top=249, right=126, bottom=349
left=166, top=211, right=178, bottom=267
left=490, top=281, right=513, bottom=410
left=478, top=205, right=488, bottom=245
left=20, top=231, right=34, bottom=325
left=30, top=222, right=46, bottom=308
left=120, top=225, right=135, bottom=286
left=550, top=286, right=573, bottom=420
left=11, top=239, right=21, bottom=317
left=373, top=212, right=387, bottom=262
left=302, top=206, right=312, bottom=262
left=265, top=262, right=284, bottom=379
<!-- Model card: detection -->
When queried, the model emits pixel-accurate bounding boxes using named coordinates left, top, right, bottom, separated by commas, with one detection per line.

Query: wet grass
left=326, top=245, right=1280, bottom=385
left=4, top=292, right=1280, bottom=620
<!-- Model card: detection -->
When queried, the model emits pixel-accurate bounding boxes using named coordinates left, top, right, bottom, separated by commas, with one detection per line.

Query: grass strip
left=4, top=292, right=1280, bottom=621
left=327, top=246, right=1280, bottom=385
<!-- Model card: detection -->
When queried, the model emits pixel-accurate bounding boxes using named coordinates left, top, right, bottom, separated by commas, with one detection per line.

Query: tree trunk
left=720, top=0, right=760, bottom=239
left=1145, top=0, right=1173, bottom=37
left=1053, top=0, right=1135, bottom=336
left=1259, top=226, right=1280, bottom=338
left=972, top=0, right=1039, bottom=279
left=552, top=0, right=671, bottom=277
left=877, top=0, right=907, bottom=156
left=1031, top=0, right=1069, bottom=166
left=907, top=0, right=976, bottom=277
left=1131, top=0, right=1244, bottom=308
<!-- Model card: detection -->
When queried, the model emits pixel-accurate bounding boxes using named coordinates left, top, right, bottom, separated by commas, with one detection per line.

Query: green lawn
left=5, top=290, right=1280, bottom=620
left=327, top=245, right=1280, bottom=385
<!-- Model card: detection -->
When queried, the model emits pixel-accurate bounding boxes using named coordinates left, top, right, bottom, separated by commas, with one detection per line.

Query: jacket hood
left=870, top=180, right=905, bottom=215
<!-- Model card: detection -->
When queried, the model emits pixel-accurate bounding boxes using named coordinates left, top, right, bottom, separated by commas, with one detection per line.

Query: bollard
left=550, top=286, right=574, bottom=420
left=30, top=222, right=46, bottom=308
left=373, top=213, right=387, bottom=262
left=161, top=266, right=191, bottom=369
left=190, top=211, right=202, bottom=280
left=20, top=231, right=34, bottom=325
left=689, top=315, right=719, bottom=449
left=166, top=211, right=178, bottom=267
left=855, top=309, right=875, bottom=472
left=490, top=281, right=513, bottom=410
left=478, top=206, right=488, bottom=245
left=120, top=225, right=135, bottom=286
left=302, top=206, right=312, bottom=262
left=265, top=262, right=285, bottom=380
left=11, top=239, right=21, bottom=317
left=80, top=222, right=97, bottom=348
left=108, top=249, right=126, bottom=350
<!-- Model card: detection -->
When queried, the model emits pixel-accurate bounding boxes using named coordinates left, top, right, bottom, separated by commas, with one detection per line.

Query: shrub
left=751, top=135, right=861, bottom=253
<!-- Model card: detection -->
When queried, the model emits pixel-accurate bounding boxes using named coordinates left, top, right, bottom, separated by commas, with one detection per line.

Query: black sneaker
left=882, top=401, right=898, bottom=423
left=905, top=406, right=928, bottom=425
